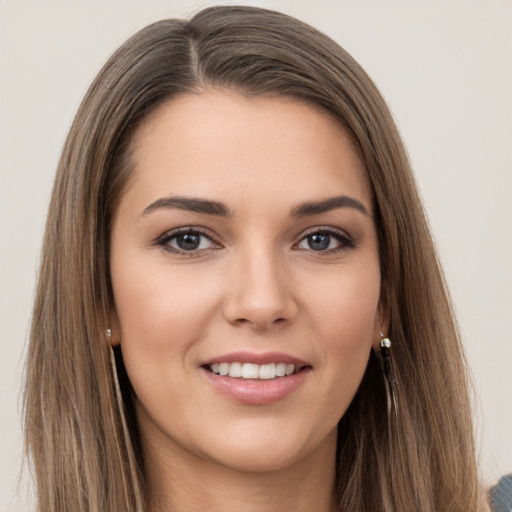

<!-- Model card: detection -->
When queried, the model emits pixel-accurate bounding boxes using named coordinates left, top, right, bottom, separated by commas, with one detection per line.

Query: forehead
left=122, top=90, right=371, bottom=215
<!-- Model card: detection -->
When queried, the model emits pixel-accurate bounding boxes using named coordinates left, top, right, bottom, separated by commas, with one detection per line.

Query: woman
left=24, top=5, right=490, bottom=511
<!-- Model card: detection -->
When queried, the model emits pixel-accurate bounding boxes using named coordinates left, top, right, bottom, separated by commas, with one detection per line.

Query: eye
left=295, top=228, right=354, bottom=253
left=156, top=228, right=219, bottom=254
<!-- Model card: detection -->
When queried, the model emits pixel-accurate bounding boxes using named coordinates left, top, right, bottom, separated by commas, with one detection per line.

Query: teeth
left=276, top=363, right=286, bottom=377
left=228, top=362, right=242, bottom=378
left=242, top=363, right=259, bottom=379
left=259, top=363, right=275, bottom=380
left=208, top=362, right=299, bottom=379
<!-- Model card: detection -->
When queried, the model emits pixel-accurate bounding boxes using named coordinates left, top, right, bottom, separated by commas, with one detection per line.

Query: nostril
left=231, top=316, right=288, bottom=329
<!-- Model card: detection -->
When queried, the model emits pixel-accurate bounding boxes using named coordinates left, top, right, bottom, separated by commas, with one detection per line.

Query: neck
left=142, top=427, right=339, bottom=512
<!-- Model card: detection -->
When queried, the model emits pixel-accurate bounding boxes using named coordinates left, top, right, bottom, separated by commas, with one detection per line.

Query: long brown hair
left=24, top=6, right=483, bottom=511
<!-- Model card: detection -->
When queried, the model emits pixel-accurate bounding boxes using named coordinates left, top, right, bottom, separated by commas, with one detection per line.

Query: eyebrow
left=290, top=195, right=369, bottom=217
left=142, top=196, right=232, bottom=217
left=141, top=194, right=368, bottom=218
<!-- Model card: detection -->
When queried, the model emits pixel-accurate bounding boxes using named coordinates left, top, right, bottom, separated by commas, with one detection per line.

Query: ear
left=107, top=308, right=121, bottom=347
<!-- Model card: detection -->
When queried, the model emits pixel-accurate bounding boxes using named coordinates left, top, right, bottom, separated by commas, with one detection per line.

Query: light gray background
left=1, top=1, right=511, bottom=510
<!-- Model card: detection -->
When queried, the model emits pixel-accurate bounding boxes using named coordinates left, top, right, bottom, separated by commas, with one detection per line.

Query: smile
left=207, top=362, right=298, bottom=379
left=201, top=353, right=311, bottom=405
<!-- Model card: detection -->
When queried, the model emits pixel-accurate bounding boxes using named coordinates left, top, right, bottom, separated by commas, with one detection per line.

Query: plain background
left=1, top=1, right=511, bottom=510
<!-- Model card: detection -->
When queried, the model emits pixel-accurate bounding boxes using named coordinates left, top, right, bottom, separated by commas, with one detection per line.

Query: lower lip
left=201, top=368, right=310, bottom=405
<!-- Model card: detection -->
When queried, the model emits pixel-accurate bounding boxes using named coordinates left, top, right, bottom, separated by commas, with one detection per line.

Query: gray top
left=490, top=475, right=512, bottom=512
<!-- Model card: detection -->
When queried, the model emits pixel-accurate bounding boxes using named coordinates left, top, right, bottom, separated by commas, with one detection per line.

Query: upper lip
left=200, top=351, right=309, bottom=367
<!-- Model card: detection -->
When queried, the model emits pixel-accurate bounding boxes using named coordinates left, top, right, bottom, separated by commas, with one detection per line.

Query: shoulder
left=489, top=474, right=512, bottom=512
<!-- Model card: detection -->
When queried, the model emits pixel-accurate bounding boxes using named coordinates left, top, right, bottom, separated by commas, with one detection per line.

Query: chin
left=195, top=420, right=338, bottom=474
left=207, top=442, right=312, bottom=474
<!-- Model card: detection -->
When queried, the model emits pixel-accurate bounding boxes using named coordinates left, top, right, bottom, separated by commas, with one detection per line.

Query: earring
left=105, top=331, right=143, bottom=509
left=106, top=328, right=126, bottom=418
left=109, top=345, right=123, bottom=402
left=108, top=344, right=134, bottom=447
left=379, top=331, right=399, bottom=420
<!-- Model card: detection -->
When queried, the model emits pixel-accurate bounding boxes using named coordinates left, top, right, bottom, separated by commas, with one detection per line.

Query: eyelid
left=300, top=225, right=348, bottom=235
left=297, top=225, right=352, bottom=241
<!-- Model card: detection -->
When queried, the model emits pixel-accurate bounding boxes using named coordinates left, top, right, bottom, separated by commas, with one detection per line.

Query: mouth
left=204, top=362, right=307, bottom=380
left=200, top=353, right=312, bottom=404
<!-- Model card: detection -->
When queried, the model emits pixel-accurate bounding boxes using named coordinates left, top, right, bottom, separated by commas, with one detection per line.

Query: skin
left=109, top=90, right=383, bottom=512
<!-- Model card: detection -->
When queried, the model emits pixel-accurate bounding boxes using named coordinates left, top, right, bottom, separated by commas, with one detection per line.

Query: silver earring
left=380, top=331, right=399, bottom=420
left=105, top=328, right=112, bottom=343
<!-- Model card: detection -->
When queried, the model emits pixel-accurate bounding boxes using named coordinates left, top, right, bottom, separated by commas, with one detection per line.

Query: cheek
left=304, top=261, right=381, bottom=403
left=111, top=257, right=222, bottom=366
left=309, top=260, right=381, bottom=343
left=110, top=259, right=225, bottom=425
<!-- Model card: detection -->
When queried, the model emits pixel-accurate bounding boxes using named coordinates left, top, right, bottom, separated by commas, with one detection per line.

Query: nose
left=222, top=247, right=298, bottom=331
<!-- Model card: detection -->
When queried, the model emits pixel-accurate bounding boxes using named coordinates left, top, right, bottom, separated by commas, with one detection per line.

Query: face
left=109, top=90, right=382, bottom=474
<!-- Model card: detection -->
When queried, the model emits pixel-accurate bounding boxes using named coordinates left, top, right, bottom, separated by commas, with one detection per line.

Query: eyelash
left=155, top=226, right=355, bottom=256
